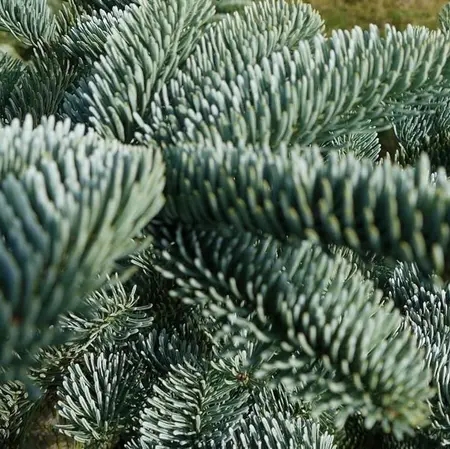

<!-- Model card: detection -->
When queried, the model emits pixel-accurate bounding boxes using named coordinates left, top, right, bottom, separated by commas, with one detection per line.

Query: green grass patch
left=308, top=0, right=446, bottom=30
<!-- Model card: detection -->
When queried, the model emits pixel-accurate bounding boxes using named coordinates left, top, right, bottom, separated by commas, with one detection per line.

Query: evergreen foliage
left=2, top=0, right=450, bottom=448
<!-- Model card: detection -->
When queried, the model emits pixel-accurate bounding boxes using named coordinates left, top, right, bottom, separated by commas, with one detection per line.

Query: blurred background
left=308, top=0, right=446, bottom=30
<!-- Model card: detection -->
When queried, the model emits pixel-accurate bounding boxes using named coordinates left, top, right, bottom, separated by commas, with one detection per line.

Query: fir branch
left=30, top=345, right=85, bottom=391
left=159, top=141, right=450, bottom=277
left=150, top=224, right=433, bottom=437
left=131, top=327, right=202, bottom=378
left=0, top=0, right=59, bottom=46
left=1, top=0, right=450, bottom=448
left=60, top=5, right=128, bottom=64
left=440, top=3, right=450, bottom=34
left=57, top=350, right=141, bottom=447
left=64, top=0, right=217, bottom=142
left=144, top=24, right=450, bottom=149
left=0, top=53, right=24, bottom=123
left=324, top=130, right=381, bottom=162
left=0, top=381, right=34, bottom=447
left=57, top=5, right=136, bottom=127
left=59, top=274, right=154, bottom=352
left=188, top=0, right=324, bottom=76
left=0, top=115, right=165, bottom=381
left=394, top=99, right=450, bottom=172
left=139, top=360, right=249, bottom=447
left=388, top=263, right=450, bottom=445
left=4, top=43, right=79, bottom=124
left=226, top=413, right=336, bottom=449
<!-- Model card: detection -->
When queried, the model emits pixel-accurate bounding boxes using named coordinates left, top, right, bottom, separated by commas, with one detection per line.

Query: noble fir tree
left=3, top=0, right=450, bottom=448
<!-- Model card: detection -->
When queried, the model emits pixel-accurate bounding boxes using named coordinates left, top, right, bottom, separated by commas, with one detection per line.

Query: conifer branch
left=151, top=224, right=433, bottom=437
left=160, top=141, right=450, bottom=277
left=0, top=115, right=165, bottom=381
